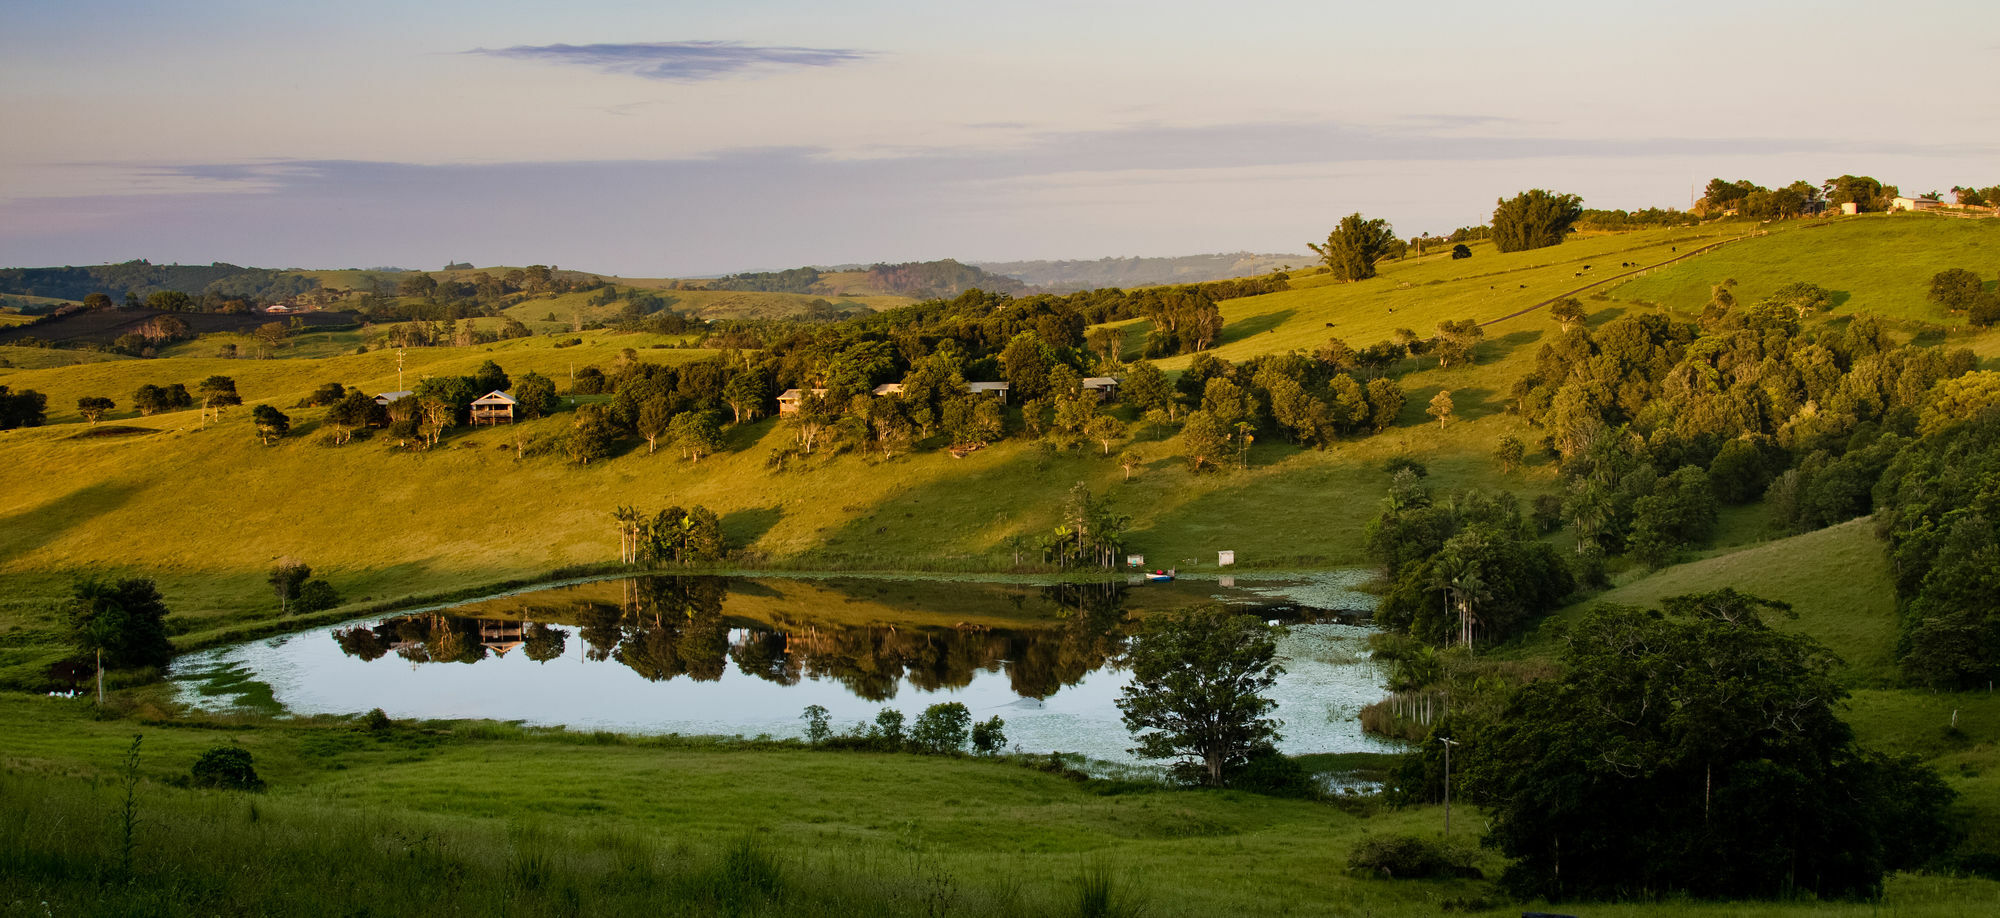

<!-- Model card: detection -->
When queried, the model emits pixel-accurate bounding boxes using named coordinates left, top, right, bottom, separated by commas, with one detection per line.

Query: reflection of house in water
left=479, top=619, right=525, bottom=656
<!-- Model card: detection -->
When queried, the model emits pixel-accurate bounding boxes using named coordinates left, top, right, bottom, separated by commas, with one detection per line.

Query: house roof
left=777, top=388, right=828, bottom=400
left=1082, top=377, right=1119, bottom=387
left=472, top=390, right=516, bottom=405
left=872, top=383, right=904, bottom=396
left=374, top=390, right=413, bottom=402
left=967, top=381, right=1009, bottom=392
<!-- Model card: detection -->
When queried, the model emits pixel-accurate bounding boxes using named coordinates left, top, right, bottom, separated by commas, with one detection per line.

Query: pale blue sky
left=2, top=0, right=1995, bottom=274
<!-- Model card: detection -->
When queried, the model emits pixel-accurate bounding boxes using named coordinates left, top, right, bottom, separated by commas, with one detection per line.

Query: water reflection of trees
left=330, top=577, right=1136, bottom=701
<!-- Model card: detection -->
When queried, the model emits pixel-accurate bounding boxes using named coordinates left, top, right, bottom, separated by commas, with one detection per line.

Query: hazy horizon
left=4, top=0, right=1996, bottom=275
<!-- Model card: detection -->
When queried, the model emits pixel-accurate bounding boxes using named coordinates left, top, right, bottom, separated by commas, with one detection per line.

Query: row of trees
left=611, top=504, right=729, bottom=566
left=1310, top=189, right=1585, bottom=282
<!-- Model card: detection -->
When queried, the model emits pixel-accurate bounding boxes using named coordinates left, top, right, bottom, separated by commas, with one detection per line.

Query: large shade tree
left=1491, top=189, right=1584, bottom=253
left=1459, top=591, right=1957, bottom=900
left=1117, top=605, right=1284, bottom=786
left=1309, top=213, right=1398, bottom=282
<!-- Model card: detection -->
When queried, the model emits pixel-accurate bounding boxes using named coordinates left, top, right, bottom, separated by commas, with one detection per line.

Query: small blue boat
left=1145, top=569, right=1176, bottom=582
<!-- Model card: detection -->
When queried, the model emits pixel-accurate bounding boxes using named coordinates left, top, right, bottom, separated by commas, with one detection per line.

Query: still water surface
left=177, top=574, right=1398, bottom=764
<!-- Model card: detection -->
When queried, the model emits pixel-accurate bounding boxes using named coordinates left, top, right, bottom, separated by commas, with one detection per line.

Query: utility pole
left=96, top=648, right=103, bottom=705
left=1440, top=735, right=1459, bottom=835
left=396, top=348, right=407, bottom=391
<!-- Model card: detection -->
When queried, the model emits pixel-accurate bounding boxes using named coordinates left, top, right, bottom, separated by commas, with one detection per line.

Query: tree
left=1928, top=268, right=1984, bottom=313
left=306, top=382, right=348, bottom=407
left=254, top=321, right=287, bottom=354
left=1365, top=378, right=1405, bottom=432
left=1495, top=435, right=1525, bottom=473
left=1549, top=298, right=1587, bottom=332
left=1179, top=410, right=1229, bottom=471
left=251, top=405, right=291, bottom=445
left=1309, top=213, right=1398, bottom=282
left=636, top=396, right=671, bottom=454
left=1118, top=449, right=1144, bottom=481
left=1121, top=360, right=1175, bottom=417
left=568, top=403, right=620, bottom=464
left=1491, top=189, right=1583, bottom=253
left=195, top=375, right=241, bottom=423
left=1463, top=592, right=1958, bottom=900
left=513, top=371, right=559, bottom=419
left=971, top=716, right=1008, bottom=754
left=1451, top=243, right=1472, bottom=259
left=1086, top=413, right=1124, bottom=456
left=669, top=410, right=724, bottom=463
left=723, top=370, right=767, bottom=424
left=1117, top=606, right=1284, bottom=787
left=1431, top=319, right=1483, bottom=368
left=66, top=577, right=174, bottom=671
left=325, top=390, right=383, bottom=445
left=269, top=559, right=311, bottom=615
left=1427, top=389, right=1454, bottom=428
left=909, top=702, right=973, bottom=754
left=471, top=359, right=510, bottom=395
left=77, top=396, right=114, bottom=426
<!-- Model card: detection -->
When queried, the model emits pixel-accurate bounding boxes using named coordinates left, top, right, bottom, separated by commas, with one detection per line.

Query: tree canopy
left=1491, top=189, right=1583, bottom=253
left=1309, top=213, right=1398, bottom=282
left=1117, top=605, right=1283, bottom=787
left=1461, top=591, right=1957, bottom=900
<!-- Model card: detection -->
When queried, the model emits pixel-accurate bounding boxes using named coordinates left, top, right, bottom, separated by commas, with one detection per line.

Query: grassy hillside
left=1608, top=214, right=2000, bottom=323
left=8, top=218, right=2000, bottom=684
left=5, top=692, right=1997, bottom=917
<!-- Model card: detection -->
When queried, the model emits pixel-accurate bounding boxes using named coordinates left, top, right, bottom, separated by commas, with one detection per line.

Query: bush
left=295, top=579, right=341, bottom=614
left=1346, top=834, right=1482, bottom=879
left=1228, top=749, right=1319, bottom=798
left=189, top=745, right=264, bottom=791
left=909, top=702, right=970, bottom=754
left=970, top=715, right=1007, bottom=754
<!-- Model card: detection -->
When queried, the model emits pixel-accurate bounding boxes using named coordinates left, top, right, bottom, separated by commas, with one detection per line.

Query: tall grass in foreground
left=0, top=770, right=1145, bottom=917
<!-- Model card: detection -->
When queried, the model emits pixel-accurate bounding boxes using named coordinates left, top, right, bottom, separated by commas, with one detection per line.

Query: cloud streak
left=465, top=41, right=872, bottom=82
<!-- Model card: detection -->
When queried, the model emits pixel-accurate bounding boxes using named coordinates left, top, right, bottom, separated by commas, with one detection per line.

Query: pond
left=176, top=573, right=1401, bottom=765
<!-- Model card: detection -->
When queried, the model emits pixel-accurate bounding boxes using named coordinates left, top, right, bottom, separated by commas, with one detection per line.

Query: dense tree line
left=1875, top=408, right=2000, bottom=689
left=1366, top=472, right=1574, bottom=647
left=1509, top=296, right=1978, bottom=567
left=0, top=260, right=318, bottom=307
left=1406, top=590, right=1960, bottom=901
left=1696, top=177, right=1827, bottom=218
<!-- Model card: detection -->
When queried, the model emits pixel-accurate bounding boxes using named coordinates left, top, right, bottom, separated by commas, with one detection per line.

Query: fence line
left=1477, top=230, right=1768, bottom=329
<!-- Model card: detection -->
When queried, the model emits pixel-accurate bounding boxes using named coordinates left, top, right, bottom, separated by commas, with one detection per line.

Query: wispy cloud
left=465, top=41, right=872, bottom=82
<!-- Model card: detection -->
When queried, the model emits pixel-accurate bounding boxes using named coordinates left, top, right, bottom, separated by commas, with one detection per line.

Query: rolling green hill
left=1607, top=213, right=2000, bottom=323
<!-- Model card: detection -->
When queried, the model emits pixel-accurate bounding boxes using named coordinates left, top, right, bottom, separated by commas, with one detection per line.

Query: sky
left=2, top=0, right=1996, bottom=276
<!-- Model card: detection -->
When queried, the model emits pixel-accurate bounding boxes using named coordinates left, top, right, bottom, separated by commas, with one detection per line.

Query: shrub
left=295, top=579, right=341, bottom=614
left=1228, top=749, right=1319, bottom=798
left=189, top=745, right=264, bottom=791
left=970, top=715, right=1007, bottom=755
left=909, top=702, right=972, bottom=754
left=1346, top=834, right=1481, bottom=880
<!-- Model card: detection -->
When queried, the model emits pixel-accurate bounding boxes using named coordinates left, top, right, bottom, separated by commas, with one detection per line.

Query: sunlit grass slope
left=1608, top=214, right=2000, bottom=323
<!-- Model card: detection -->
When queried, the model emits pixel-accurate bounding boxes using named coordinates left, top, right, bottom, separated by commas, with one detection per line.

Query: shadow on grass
left=0, top=481, right=139, bottom=564
left=1218, top=309, right=1295, bottom=345
left=723, top=506, right=784, bottom=547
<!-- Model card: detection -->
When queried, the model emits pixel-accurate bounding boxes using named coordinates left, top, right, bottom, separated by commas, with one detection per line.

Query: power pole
left=397, top=348, right=407, bottom=391
left=96, top=648, right=103, bottom=705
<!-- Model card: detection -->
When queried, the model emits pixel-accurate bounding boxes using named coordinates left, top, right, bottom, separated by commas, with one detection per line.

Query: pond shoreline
left=172, top=571, right=1395, bottom=767
left=168, top=561, right=1385, bottom=660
